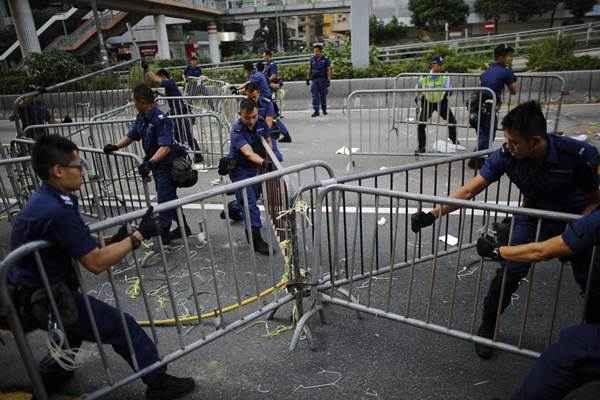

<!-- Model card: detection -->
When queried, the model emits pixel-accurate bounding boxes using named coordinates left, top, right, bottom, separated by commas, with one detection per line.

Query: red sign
left=484, top=22, right=495, bottom=32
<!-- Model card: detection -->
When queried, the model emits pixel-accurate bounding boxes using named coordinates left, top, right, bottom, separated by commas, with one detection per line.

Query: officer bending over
left=478, top=210, right=600, bottom=400
left=307, top=43, right=331, bottom=118
left=411, top=101, right=600, bottom=359
left=221, top=98, right=273, bottom=255
left=8, top=134, right=195, bottom=399
left=240, top=61, right=272, bottom=100
left=104, top=84, right=191, bottom=244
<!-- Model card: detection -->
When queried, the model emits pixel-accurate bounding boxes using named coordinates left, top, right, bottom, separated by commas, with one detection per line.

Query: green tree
left=474, top=0, right=507, bottom=33
left=369, top=15, right=384, bottom=44
left=408, top=0, right=469, bottom=29
left=383, top=16, right=408, bottom=42
left=565, top=0, right=596, bottom=23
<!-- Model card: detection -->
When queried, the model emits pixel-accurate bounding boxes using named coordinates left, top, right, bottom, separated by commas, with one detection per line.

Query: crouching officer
left=307, top=43, right=331, bottom=118
left=220, top=99, right=273, bottom=255
left=7, top=134, right=195, bottom=399
left=478, top=210, right=600, bottom=400
left=104, top=83, right=191, bottom=244
left=410, top=101, right=600, bottom=359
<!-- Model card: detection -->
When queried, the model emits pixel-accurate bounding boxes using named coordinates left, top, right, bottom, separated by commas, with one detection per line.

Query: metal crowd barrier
left=13, top=59, right=143, bottom=135
left=0, top=160, right=333, bottom=400
left=393, top=73, right=566, bottom=134
left=23, top=113, right=229, bottom=169
left=347, top=88, right=497, bottom=168
left=184, top=77, right=229, bottom=97
left=160, top=95, right=244, bottom=130
left=291, top=184, right=597, bottom=359
left=0, top=155, right=39, bottom=222
left=7, top=139, right=150, bottom=220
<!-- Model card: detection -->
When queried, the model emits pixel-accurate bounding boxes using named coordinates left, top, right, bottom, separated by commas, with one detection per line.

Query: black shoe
left=416, top=147, right=426, bottom=154
left=168, top=226, right=192, bottom=242
left=474, top=319, right=496, bottom=360
left=251, top=227, right=270, bottom=255
left=39, top=354, right=75, bottom=394
left=311, top=112, right=319, bottom=118
left=468, top=157, right=485, bottom=170
left=279, top=135, right=292, bottom=143
left=193, top=152, right=204, bottom=164
left=146, top=374, right=195, bottom=400
left=322, top=110, right=328, bottom=115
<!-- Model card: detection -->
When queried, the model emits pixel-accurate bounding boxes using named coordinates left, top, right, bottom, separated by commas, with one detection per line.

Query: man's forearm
left=498, top=235, right=572, bottom=263
left=116, top=136, right=133, bottom=149
left=150, top=146, right=171, bottom=163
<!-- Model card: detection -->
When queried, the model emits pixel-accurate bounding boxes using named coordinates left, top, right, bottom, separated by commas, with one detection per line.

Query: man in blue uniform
left=183, top=56, right=209, bottom=97
left=104, top=84, right=191, bottom=244
left=263, top=49, right=282, bottom=116
left=183, top=55, right=203, bottom=79
left=478, top=211, right=600, bottom=400
left=245, top=81, right=291, bottom=150
left=14, top=95, right=53, bottom=140
left=8, top=134, right=195, bottom=399
left=307, top=43, right=331, bottom=118
left=222, top=98, right=273, bottom=255
left=410, top=101, right=600, bottom=359
left=469, top=44, right=517, bottom=169
left=241, top=61, right=272, bottom=100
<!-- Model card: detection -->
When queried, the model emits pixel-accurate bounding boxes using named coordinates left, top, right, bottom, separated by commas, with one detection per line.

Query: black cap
left=494, top=44, right=515, bottom=58
left=430, top=55, right=444, bottom=65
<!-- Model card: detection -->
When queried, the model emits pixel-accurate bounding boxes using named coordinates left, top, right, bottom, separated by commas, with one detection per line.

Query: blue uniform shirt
left=256, top=96, right=276, bottom=120
left=127, top=106, right=177, bottom=162
left=480, top=62, right=516, bottom=102
left=562, top=210, right=600, bottom=255
left=249, top=71, right=272, bottom=99
left=264, top=61, right=278, bottom=80
left=228, top=118, right=270, bottom=175
left=310, top=55, right=331, bottom=80
left=480, top=134, right=600, bottom=213
left=8, top=183, right=98, bottom=287
left=184, top=65, right=202, bottom=78
left=160, top=79, right=183, bottom=97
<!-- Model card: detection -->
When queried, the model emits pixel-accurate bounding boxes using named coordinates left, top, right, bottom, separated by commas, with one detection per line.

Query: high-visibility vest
left=418, top=75, right=449, bottom=103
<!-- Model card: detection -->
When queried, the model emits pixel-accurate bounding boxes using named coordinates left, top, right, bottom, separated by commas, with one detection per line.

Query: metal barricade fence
left=13, top=59, right=143, bottom=135
left=0, top=155, right=39, bottom=222
left=346, top=88, right=497, bottom=168
left=8, top=139, right=151, bottom=220
left=160, top=95, right=244, bottom=130
left=0, top=160, right=333, bottom=400
left=184, top=77, right=229, bottom=97
left=290, top=184, right=597, bottom=359
left=23, top=113, right=229, bottom=169
left=393, top=73, right=566, bottom=134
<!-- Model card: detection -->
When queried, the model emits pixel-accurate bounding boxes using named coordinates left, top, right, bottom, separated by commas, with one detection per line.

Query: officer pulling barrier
left=346, top=88, right=497, bottom=169
left=290, top=184, right=598, bottom=359
left=0, top=159, right=334, bottom=400
left=393, top=73, right=566, bottom=134
left=13, top=59, right=144, bottom=136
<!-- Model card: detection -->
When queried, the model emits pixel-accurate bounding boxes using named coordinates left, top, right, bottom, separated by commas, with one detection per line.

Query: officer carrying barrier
left=13, top=59, right=144, bottom=136
left=0, top=158, right=333, bottom=400
left=393, top=73, right=566, bottom=134
left=23, top=113, right=229, bottom=169
left=346, top=88, right=497, bottom=168
left=289, top=183, right=598, bottom=360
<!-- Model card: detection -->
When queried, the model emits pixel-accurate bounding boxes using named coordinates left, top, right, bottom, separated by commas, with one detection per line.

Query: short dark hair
left=264, top=49, right=272, bottom=56
left=156, top=68, right=171, bottom=79
left=494, top=44, right=514, bottom=59
left=245, top=81, right=260, bottom=93
left=190, top=55, right=198, bottom=61
left=255, top=62, right=265, bottom=72
left=32, top=134, right=78, bottom=180
left=239, top=98, right=257, bottom=113
left=502, top=101, right=547, bottom=139
left=133, top=83, right=156, bottom=104
left=243, top=61, right=254, bottom=72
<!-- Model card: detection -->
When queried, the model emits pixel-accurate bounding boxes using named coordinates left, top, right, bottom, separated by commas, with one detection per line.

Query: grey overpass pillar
left=208, top=21, right=221, bottom=64
left=351, top=0, right=369, bottom=68
left=154, top=15, right=171, bottom=60
left=7, top=0, right=41, bottom=58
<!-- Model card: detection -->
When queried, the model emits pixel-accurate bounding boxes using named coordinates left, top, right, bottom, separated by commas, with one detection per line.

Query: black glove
left=106, top=224, right=129, bottom=245
left=414, top=96, right=420, bottom=104
left=306, top=79, right=310, bottom=86
left=141, top=61, right=149, bottom=71
left=410, top=211, right=436, bottom=233
left=103, top=144, right=119, bottom=154
left=137, top=207, right=159, bottom=240
left=229, top=86, right=240, bottom=95
left=262, top=159, right=274, bottom=171
left=137, top=160, right=153, bottom=178
left=477, top=234, right=503, bottom=261
left=325, top=79, right=330, bottom=88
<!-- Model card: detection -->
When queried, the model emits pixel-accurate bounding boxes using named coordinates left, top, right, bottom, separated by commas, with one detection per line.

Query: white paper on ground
left=431, top=139, right=466, bottom=153
left=439, top=234, right=459, bottom=246
left=335, top=146, right=360, bottom=155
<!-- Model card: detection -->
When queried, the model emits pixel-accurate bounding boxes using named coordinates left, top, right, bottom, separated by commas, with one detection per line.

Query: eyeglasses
left=61, top=158, right=89, bottom=172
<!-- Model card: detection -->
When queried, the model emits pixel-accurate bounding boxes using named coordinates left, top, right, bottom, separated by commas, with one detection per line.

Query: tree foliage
left=408, top=0, right=470, bottom=29
left=564, top=0, right=596, bottom=22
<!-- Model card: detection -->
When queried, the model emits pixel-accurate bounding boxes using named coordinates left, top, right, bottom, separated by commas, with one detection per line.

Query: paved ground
left=1, top=103, right=600, bottom=400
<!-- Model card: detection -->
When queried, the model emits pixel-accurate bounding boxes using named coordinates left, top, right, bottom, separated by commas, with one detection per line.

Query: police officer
left=244, top=81, right=287, bottom=161
left=415, top=55, right=458, bottom=153
left=307, top=43, right=331, bottom=118
left=263, top=49, right=283, bottom=116
left=223, top=98, right=273, bottom=255
left=183, top=55, right=203, bottom=79
left=478, top=210, right=600, bottom=400
left=104, top=83, right=191, bottom=244
left=410, top=101, right=600, bottom=359
left=183, top=55, right=209, bottom=97
left=241, top=61, right=272, bottom=100
left=469, top=44, right=518, bottom=169
left=14, top=95, right=53, bottom=140
left=8, top=134, right=195, bottom=399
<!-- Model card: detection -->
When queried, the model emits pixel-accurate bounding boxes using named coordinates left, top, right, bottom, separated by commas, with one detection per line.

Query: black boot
left=146, top=373, right=195, bottom=400
left=279, top=135, right=292, bottom=143
left=311, top=112, right=319, bottom=118
left=39, top=354, right=75, bottom=394
left=251, top=227, right=270, bottom=255
left=475, top=317, right=496, bottom=360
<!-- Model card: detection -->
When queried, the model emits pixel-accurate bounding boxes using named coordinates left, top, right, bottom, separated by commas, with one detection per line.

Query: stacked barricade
left=184, top=77, right=229, bottom=97
left=0, top=159, right=333, bottom=400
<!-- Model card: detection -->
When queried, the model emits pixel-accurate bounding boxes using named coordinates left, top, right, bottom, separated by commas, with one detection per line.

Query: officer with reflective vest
left=415, top=56, right=458, bottom=153
left=410, top=101, right=600, bottom=360
left=307, top=43, right=331, bottom=118
left=104, top=84, right=191, bottom=245
left=478, top=210, right=600, bottom=400
left=7, top=134, right=195, bottom=399
left=222, top=98, right=273, bottom=255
